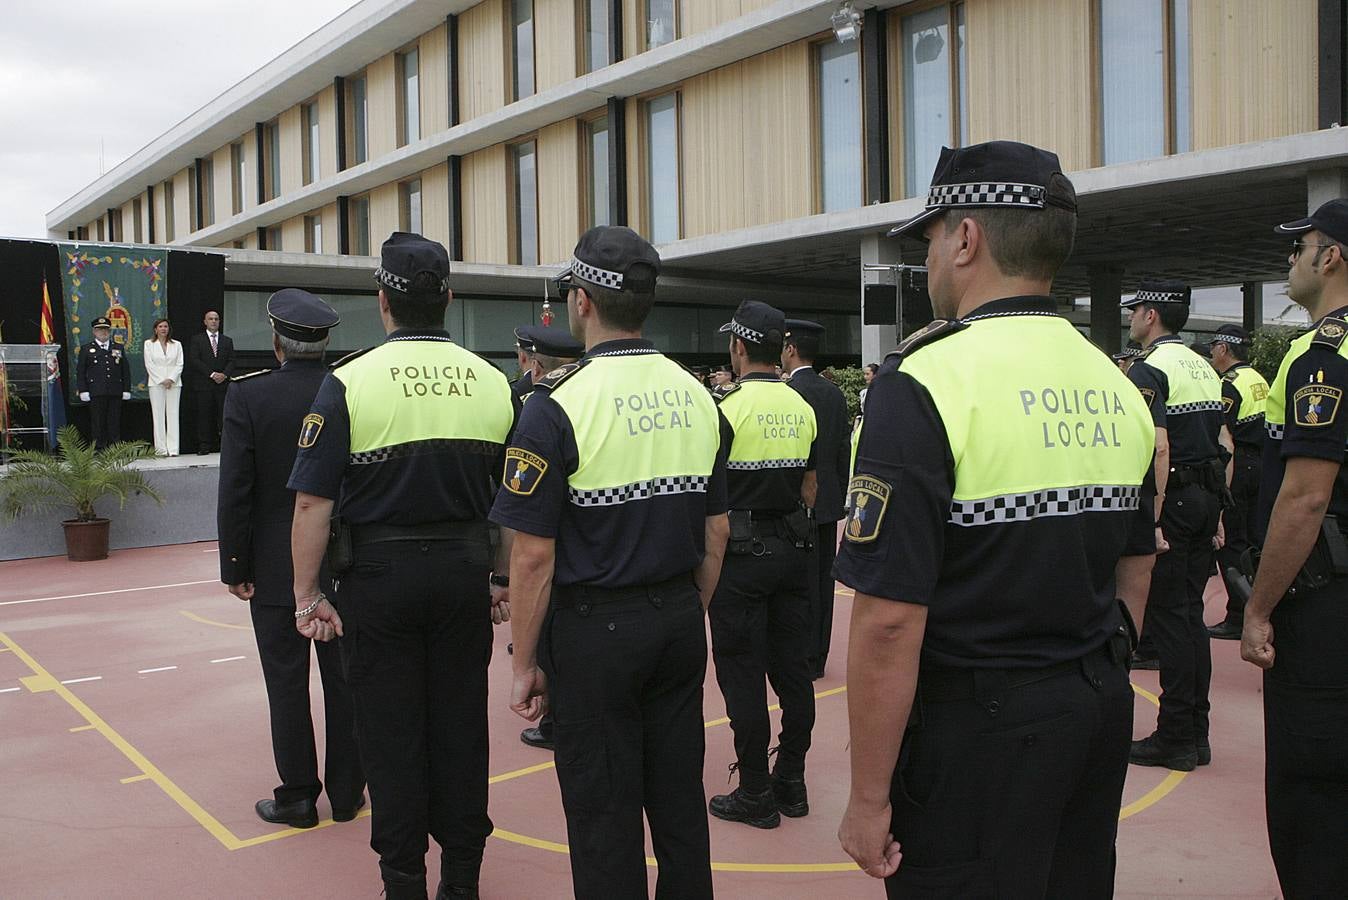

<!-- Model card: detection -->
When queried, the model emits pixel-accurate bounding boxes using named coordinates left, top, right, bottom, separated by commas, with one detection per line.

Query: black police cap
left=267, top=288, right=339, bottom=342
left=515, top=324, right=584, bottom=358
left=375, top=232, right=451, bottom=297
left=1276, top=198, right=1348, bottom=246
left=719, top=300, right=785, bottom=345
left=555, top=226, right=661, bottom=295
left=1120, top=278, right=1192, bottom=308
left=888, top=141, right=1078, bottom=239
left=90, top=316, right=112, bottom=328
left=1209, top=324, right=1250, bottom=347
left=784, top=319, right=824, bottom=340
left=1111, top=340, right=1144, bottom=362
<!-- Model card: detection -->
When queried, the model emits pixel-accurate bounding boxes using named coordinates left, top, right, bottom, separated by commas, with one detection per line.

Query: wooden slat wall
left=242, top=231, right=259, bottom=250
left=462, top=144, right=509, bottom=263
left=536, top=0, right=578, bottom=91
left=370, top=182, right=400, bottom=244
left=963, top=0, right=1094, bottom=173
left=281, top=214, right=305, bottom=252
left=120, top=200, right=135, bottom=242
left=368, top=53, right=399, bottom=159
left=1190, top=0, right=1317, bottom=150
left=459, top=0, right=508, bottom=122
left=172, top=169, right=191, bottom=237
left=153, top=184, right=168, bottom=241
left=279, top=106, right=303, bottom=195
left=682, top=0, right=776, bottom=38
left=422, top=162, right=452, bottom=248
left=212, top=146, right=232, bottom=220
left=319, top=85, right=338, bottom=179
left=321, top=202, right=340, bottom=254
left=681, top=40, right=813, bottom=238
left=422, top=24, right=451, bottom=135
left=622, top=0, right=642, bottom=56
left=625, top=96, right=645, bottom=235
left=539, top=120, right=582, bottom=262
left=886, top=16, right=903, bottom=199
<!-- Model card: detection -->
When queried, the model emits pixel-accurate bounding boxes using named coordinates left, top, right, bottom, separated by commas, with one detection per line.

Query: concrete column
left=1242, top=281, right=1261, bottom=331
left=1088, top=263, right=1124, bottom=352
left=860, top=233, right=899, bottom=365
left=1308, top=168, right=1348, bottom=211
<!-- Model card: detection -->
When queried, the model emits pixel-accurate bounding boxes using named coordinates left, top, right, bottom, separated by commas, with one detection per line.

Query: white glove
left=121, top=392, right=131, bottom=401
left=79, top=392, right=90, bottom=402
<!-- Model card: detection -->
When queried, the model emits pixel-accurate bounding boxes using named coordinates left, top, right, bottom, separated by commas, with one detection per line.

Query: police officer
left=835, top=141, right=1156, bottom=896
left=217, top=289, right=364, bottom=829
left=491, top=225, right=729, bottom=899
left=1207, top=324, right=1268, bottom=639
left=511, top=327, right=537, bottom=400
left=781, top=319, right=850, bottom=679
left=288, top=233, right=517, bottom=900
left=1111, top=340, right=1144, bottom=374
left=1124, top=278, right=1229, bottom=772
left=706, top=300, right=818, bottom=830
left=1243, top=198, right=1348, bottom=898
left=75, top=316, right=131, bottom=449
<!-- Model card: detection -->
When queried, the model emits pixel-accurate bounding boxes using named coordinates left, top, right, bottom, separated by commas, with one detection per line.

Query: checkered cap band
left=948, top=484, right=1141, bottom=527
left=376, top=266, right=451, bottom=295
left=571, top=256, right=624, bottom=290
left=725, top=458, right=809, bottom=471
left=569, top=475, right=709, bottom=507
left=927, top=181, right=1047, bottom=210
left=350, top=438, right=504, bottom=466
left=1212, top=334, right=1248, bottom=345
left=1267, top=422, right=1284, bottom=440
left=724, top=320, right=766, bottom=344
left=1133, top=289, right=1187, bottom=304
left=1166, top=400, right=1224, bottom=415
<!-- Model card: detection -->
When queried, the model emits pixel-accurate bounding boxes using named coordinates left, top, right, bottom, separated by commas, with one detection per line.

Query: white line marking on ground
left=137, top=666, right=178, bottom=674
left=203, top=549, right=219, bottom=553
left=210, top=656, right=246, bottom=663
left=60, top=676, right=102, bottom=685
left=0, top=686, right=20, bottom=693
left=0, top=579, right=218, bottom=607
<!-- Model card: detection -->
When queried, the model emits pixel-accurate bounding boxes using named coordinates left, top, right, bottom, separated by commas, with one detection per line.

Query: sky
left=0, top=0, right=358, bottom=241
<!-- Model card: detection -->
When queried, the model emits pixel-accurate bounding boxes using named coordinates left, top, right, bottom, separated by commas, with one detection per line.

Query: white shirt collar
left=97, top=341, right=109, bottom=349
left=788, top=365, right=812, bottom=378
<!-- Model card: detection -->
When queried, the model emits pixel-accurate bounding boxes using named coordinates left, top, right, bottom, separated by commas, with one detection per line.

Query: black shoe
left=1197, top=741, right=1212, bottom=766
left=332, top=794, right=366, bottom=822
left=520, top=726, right=554, bottom=751
left=255, top=798, right=318, bottom=829
left=709, top=785, right=780, bottom=829
left=1129, top=734, right=1197, bottom=772
left=1207, top=621, right=1242, bottom=640
left=771, top=774, right=809, bottom=818
left=435, top=885, right=479, bottom=900
left=1130, top=652, right=1160, bottom=671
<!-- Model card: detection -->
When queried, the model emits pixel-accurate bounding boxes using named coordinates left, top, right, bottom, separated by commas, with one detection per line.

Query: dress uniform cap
left=1119, top=277, right=1191, bottom=308
left=91, top=316, right=112, bottom=328
left=887, top=140, right=1077, bottom=239
left=374, top=231, right=452, bottom=297
left=1111, top=340, right=1144, bottom=362
left=783, top=318, right=824, bottom=340
left=515, top=324, right=584, bottom=358
left=266, top=288, right=340, bottom=342
left=719, top=300, right=785, bottom=345
left=1209, top=324, right=1250, bottom=347
left=554, top=226, right=661, bottom=295
left=1275, top=198, right=1348, bottom=245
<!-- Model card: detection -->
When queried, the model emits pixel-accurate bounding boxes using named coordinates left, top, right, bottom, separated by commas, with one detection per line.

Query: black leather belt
left=553, top=572, right=694, bottom=609
left=349, top=520, right=487, bottom=547
left=917, top=642, right=1114, bottom=704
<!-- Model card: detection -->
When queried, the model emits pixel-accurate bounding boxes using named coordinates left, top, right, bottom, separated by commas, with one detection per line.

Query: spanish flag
left=40, top=276, right=67, bottom=448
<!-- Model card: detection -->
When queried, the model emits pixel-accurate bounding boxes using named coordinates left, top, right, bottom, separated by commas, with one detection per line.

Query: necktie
left=210, top=333, right=218, bottom=356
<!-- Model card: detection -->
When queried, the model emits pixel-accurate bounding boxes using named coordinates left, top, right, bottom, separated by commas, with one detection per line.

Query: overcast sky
left=0, top=0, right=357, bottom=240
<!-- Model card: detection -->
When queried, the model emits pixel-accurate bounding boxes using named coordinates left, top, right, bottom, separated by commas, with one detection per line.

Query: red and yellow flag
left=40, top=276, right=56, bottom=344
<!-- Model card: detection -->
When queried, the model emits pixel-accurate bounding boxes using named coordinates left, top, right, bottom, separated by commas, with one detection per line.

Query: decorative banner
left=57, top=243, right=166, bottom=400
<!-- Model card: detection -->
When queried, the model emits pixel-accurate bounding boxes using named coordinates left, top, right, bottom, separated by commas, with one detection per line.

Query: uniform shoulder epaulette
left=1310, top=316, right=1348, bottom=352
left=884, top=318, right=967, bottom=363
left=230, top=368, right=271, bottom=383
left=532, top=360, right=588, bottom=392
left=1135, top=344, right=1157, bottom=361
left=330, top=347, right=374, bottom=369
left=1221, top=368, right=1239, bottom=383
left=711, top=381, right=740, bottom=402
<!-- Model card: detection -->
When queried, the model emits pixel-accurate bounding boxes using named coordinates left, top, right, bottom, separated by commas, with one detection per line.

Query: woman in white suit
left=143, top=318, right=184, bottom=456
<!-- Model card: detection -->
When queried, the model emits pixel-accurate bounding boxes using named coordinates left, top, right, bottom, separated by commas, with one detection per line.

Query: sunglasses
left=1290, top=240, right=1337, bottom=260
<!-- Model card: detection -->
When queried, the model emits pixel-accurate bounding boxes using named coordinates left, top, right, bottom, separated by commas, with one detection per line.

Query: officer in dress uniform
left=706, top=300, right=819, bottom=830
left=217, top=289, right=364, bottom=829
left=782, top=319, right=850, bottom=679
left=835, top=141, right=1156, bottom=896
left=1243, top=199, right=1348, bottom=899
left=287, top=233, right=518, bottom=900
left=1206, top=324, right=1269, bottom=639
left=1124, top=278, right=1230, bottom=772
left=75, top=316, right=131, bottom=449
left=491, top=225, right=729, bottom=900
left=1111, top=340, right=1144, bottom=374
left=511, top=327, right=537, bottom=400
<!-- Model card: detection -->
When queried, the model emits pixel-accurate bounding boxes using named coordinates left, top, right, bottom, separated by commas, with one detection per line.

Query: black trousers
left=542, top=576, right=712, bottom=900
left=887, top=642, right=1132, bottom=898
left=196, top=383, right=227, bottom=451
left=334, top=540, right=493, bottom=888
left=1147, top=481, right=1219, bottom=747
left=709, top=535, right=815, bottom=788
left=249, top=602, right=364, bottom=808
left=1263, top=576, right=1348, bottom=899
left=1216, top=451, right=1261, bottom=625
left=88, top=394, right=121, bottom=449
left=808, top=521, right=839, bottom=669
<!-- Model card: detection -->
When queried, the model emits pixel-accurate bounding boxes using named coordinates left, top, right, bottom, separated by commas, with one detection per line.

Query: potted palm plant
left=0, top=425, right=163, bottom=561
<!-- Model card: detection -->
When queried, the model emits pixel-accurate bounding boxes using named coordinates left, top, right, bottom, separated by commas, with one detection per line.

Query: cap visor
left=886, top=207, right=943, bottom=239
left=717, top=322, right=735, bottom=333
left=1118, top=298, right=1143, bottom=309
left=1274, top=217, right=1315, bottom=234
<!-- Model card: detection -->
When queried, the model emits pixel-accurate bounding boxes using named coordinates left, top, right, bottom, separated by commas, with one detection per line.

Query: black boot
left=434, top=884, right=479, bottom=900
left=1129, top=734, right=1197, bottom=772
left=380, top=864, right=427, bottom=900
left=254, top=798, right=318, bottom=829
left=709, top=785, right=780, bottom=829
left=1207, top=620, right=1242, bottom=640
left=771, top=773, right=809, bottom=818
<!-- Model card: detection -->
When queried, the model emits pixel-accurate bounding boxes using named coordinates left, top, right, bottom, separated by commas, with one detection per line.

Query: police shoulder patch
left=298, top=413, right=324, bottom=448
left=532, top=360, right=587, bottom=392
left=843, top=475, right=891, bottom=544
left=1138, top=386, right=1157, bottom=407
left=1311, top=316, right=1348, bottom=352
left=330, top=347, right=373, bottom=369
left=503, top=447, right=549, bottom=496
left=884, top=319, right=967, bottom=365
left=1292, top=382, right=1343, bottom=428
left=1221, top=396, right=1234, bottom=414
left=711, top=381, right=740, bottom=402
left=231, top=368, right=270, bottom=383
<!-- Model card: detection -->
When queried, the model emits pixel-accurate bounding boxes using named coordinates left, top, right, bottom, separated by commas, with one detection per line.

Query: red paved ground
left=1, top=542, right=1281, bottom=898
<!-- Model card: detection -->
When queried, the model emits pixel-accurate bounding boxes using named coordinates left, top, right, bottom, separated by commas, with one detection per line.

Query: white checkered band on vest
left=726, top=458, right=809, bottom=471
left=570, top=475, right=709, bottom=507
left=1236, top=411, right=1264, bottom=425
left=1133, top=289, right=1186, bottom=304
left=927, top=181, right=1047, bottom=209
left=571, top=256, right=624, bottom=290
left=1166, top=400, right=1224, bottom=415
left=1267, top=422, right=1285, bottom=440
left=726, top=320, right=765, bottom=344
left=948, top=484, right=1142, bottom=527
left=376, top=266, right=450, bottom=295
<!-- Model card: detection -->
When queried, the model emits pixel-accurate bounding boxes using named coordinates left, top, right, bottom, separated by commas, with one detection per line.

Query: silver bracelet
left=294, top=593, right=325, bottom=619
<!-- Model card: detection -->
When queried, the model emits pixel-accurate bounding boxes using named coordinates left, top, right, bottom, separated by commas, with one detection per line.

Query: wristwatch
left=489, top=574, right=510, bottom=588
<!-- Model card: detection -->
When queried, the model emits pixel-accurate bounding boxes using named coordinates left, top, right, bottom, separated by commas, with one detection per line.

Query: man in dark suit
left=189, top=309, right=235, bottom=454
left=783, top=319, right=850, bottom=679
left=217, top=289, right=364, bottom=829
left=75, top=316, right=132, bottom=449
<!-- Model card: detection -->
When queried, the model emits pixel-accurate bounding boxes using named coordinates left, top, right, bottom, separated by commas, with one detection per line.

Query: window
left=96, top=218, right=105, bottom=241
left=201, top=158, right=215, bottom=227
left=645, top=93, right=680, bottom=244
left=304, top=215, right=322, bottom=253
left=397, top=49, right=420, bottom=147
left=1098, top=0, right=1191, bottom=164
left=646, top=0, right=676, bottom=48
left=586, top=116, right=610, bottom=227
left=266, top=225, right=282, bottom=252
left=187, top=166, right=199, bottom=231
left=163, top=179, right=175, bottom=240
left=582, top=0, right=609, bottom=73
left=302, top=102, right=320, bottom=185
left=512, top=0, right=535, bottom=101
left=230, top=142, right=245, bottom=214
left=512, top=142, right=538, bottom=265
left=817, top=41, right=862, bottom=212
left=350, top=195, right=371, bottom=256
left=901, top=3, right=967, bottom=197
left=132, top=198, right=143, bottom=243
left=400, top=178, right=423, bottom=234
left=263, top=120, right=281, bottom=201
left=348, top=74, right=368, bottom=165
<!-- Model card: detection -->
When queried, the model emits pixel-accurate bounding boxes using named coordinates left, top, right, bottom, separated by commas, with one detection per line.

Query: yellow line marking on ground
left=179, top=610, right=252, bottom=631
left=0, top=580, right=217, bottom=608
left=1120, top=681, right=1190, bottom=819
left=121, top=774, right=151, bottom=784
left=489, top=760, right=557, bottom=784
left=229, top=808, right=373, bottom=848
left=21, top=674, right=58, bottom=692
left=0, top=647, right=12, bottom=652
left=69, top=724, right=96, bottom=732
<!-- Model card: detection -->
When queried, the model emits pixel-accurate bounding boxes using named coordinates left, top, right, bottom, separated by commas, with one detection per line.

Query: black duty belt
left=1169, top=460, right=1223, bottom=491
left=553, top=572, right=695, bottom=609
left=917, top=642, right=1114, bottom=704
left=349, top=520, right=488, bottom=547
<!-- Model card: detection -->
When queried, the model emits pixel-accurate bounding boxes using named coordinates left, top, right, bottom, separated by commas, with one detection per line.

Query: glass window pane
left=642, top=306, right=697, bottom=352
left=903, top=7, right=952, bottom=196
left=647, top=94, right=679, bottom=244
left=588, top=117, right=610, bottom=227
left=956, top=3, right=969, bottom=145
left=352, top=196, right=370, bottom=256
left=585, top=0, right=609, bottom=72
left=352, top=77, right=368, bottom=164
left=1099, top=0, right=1165, bottom=164
left=514, top=142, right=538, bottom=265
left=513, top=0, right=535, bottom=100
left=1172, top=0, right=1191, bottom=153
left=306, top=103, right=320, bottom=183
left=404, top=50, right=420, bottom=143
left=267, top=123, right=280, bottom=200
left=818, top=41, right=862, bottom=212
left=464, top=298, right=531, bottom=353
left=647, top=0, right=675, bottom=48
left=403, top=179, right=422, bottom=235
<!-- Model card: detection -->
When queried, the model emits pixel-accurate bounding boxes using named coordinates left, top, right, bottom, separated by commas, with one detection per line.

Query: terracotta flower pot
left=62, top=518, right=111, bottom=562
